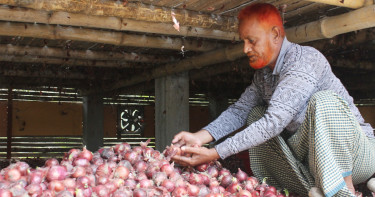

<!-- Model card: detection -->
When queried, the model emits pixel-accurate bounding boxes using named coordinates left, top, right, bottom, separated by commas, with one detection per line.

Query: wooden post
left=6, top=88, right=12, bottom=159
left=82, top=93, right=104, bottom=152
left=155, top=72, right=189, bottom=151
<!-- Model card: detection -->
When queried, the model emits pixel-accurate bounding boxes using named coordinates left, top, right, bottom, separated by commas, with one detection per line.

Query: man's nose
left=244, top=43, right=252, bottom=54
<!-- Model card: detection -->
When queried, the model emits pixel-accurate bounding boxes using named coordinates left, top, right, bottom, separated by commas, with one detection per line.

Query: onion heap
left=0, top=139, right=293, bottom=197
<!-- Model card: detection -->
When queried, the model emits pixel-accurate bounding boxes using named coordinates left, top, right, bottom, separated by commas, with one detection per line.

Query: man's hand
left=172, top=129, right=214, bottom=148
left=171, top=146, right=220, bottom=166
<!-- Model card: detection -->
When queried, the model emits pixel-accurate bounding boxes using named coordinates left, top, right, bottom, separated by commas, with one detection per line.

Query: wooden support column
left=7, top=88, right=12, bottom=159
left=155, top=72, right=189, bottom=151
left=82, top=94, right=104, bottom=152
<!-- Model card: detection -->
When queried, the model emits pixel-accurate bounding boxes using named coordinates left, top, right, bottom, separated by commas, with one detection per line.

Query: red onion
left=104, top=181, right=118, bottom=194
left=220, top=174, right=234, bottom=187
left=71, top=166, right=86, bottom=178
left=124, top=151, right=138, bottom=164
left=46, top=166, right=67, bottom=181
left=67, top=149, right=81, bottom=161
left=139, top=179, right=154, bottom=188
left=195, top=163, right=209, bottom=172
left=96, top=175, right=109, bottom=185
left=133, top=188, right=147, bottom=197
left=207, top=166, right=219, bottom=178
left=48, top=180, right=65, bottom=192
left=152, top=172, right=167, bottom=186
left=77, top=176, right=91, bottom=188
left=79, top=146, right=93, bottom=161
left=189, top=173, right=203, bottom=185
left=9, top=184, right=27, bottom=196
left=236, top=168, right=248, bottom=182
left=0, top=189, right=12, bottom=197
left=134, top=161, right=148, bottom=172
left=172, top=186, right=188, bottom=197
left=45, top=158, right=59, bottom=167
left=124, top=179, right=137, bottom=189
left=14, top=162, right=30, bottom=176
left=135, top=172, right=148, bottom=181
left=160, top=163, right=174, bottom=176
left=4, top=168, right=21, bottom=182
left=113, top=166, right=129, bottom=180
left=93, top=185, right=110, bottom=197
left=73, top=158, right=90, bottom=167
left=226, top=182, right=242, bottom=193
left=187, top=183, right=200, bottom=196
left=237, top=189, right=253, bottom=197
left=26, top=183, right=42, bottom=196
left=75, top=187, right=92, bottom=197
left=101, top=148, right=115, bottom=159
left=95, top=163, right=112, bottom=177
left=161, top=179, right=175, bottom=192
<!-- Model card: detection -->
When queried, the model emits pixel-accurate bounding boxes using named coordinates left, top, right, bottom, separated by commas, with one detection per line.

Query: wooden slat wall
left=0, top=135, right=155, bottom=159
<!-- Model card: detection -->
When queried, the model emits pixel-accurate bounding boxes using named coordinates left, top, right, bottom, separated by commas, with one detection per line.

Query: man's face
left=239, top=18, right=275, bottom=70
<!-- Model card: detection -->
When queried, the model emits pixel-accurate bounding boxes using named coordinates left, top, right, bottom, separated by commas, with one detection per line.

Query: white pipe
left=305, top=0, right=365, bottom=9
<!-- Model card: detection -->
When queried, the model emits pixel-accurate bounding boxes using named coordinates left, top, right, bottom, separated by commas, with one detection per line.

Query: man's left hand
left=171, top=146, right=220, bottom=166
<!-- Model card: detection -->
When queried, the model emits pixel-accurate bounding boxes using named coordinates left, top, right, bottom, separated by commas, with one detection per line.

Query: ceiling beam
left=0, top=55, right=144, bottom=68
left=0, top=6, right=239, bottom=41
left=0, top=0, right=237, bottom=32
left=0, top=22, right=222, bottom=52
left=0, top=44, right=175, bottom=63
left=286, top=4, right=375, bottom=43
left=304, top=0, right=370, bottom=9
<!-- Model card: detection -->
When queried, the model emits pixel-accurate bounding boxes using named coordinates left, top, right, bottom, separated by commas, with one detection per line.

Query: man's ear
left=271, top=26, right=282, bottom=43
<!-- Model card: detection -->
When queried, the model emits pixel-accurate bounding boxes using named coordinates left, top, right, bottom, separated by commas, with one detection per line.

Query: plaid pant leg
left=297, top=91, right=375, bottom=197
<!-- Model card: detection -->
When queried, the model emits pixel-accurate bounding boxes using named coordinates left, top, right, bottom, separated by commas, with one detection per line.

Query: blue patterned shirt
left=203, top=38, right=374, bottom=159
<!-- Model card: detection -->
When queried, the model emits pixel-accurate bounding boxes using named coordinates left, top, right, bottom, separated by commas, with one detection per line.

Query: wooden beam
left=286, top=4, right=375, bottom=43
left=0, top=22, right=222, bottom=52
left=0, top=6, right=239, bottom=41
left=305, top=0, right=366, bottom=8
left=0, top=55, right=145, bottom=68
left=0, top=44, right=175, bottom=63
left=0, top=0, right=237, bottom=32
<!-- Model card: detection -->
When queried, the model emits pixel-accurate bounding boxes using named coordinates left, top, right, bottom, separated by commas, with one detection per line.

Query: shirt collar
left=272, top=37, right=292, bottom=75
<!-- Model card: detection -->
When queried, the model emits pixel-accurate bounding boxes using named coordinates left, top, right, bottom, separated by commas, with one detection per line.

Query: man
left=171, top=3, right=375, bottom=197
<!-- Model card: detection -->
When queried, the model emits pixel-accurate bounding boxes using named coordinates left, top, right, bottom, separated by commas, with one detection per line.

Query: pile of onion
left=0, top=140, right=295, bottom=197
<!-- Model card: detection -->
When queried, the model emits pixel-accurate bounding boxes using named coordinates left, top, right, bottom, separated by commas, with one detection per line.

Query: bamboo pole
left=0, top=55, right=145, bottom=68
left=285, top=4, right=375, bottom=43
left=0, top=0, right=237, bottom=32
left=0, top=44, right=176, bottom=63
left=0, top=22, right=222, bottom=52
left=305, top=0, right=366, bottom=8
left=0, top=6, right=239, bottom=41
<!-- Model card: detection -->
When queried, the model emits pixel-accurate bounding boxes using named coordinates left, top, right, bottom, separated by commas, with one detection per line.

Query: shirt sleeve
left=202, top=78, right=263, bottom=141
left=215, top=49, right=327, bottom=159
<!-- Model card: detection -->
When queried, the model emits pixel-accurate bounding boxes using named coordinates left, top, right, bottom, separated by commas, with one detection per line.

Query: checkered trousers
left=247, top=91, right=375, bottom=197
